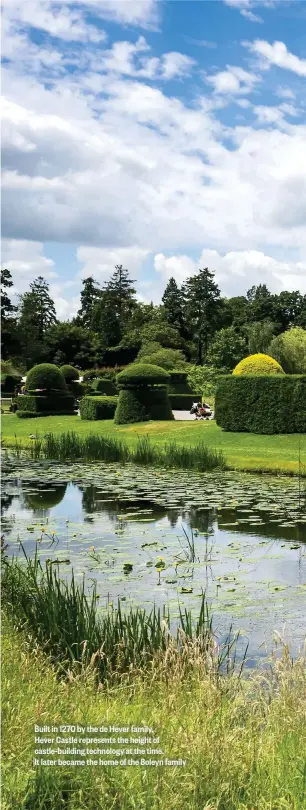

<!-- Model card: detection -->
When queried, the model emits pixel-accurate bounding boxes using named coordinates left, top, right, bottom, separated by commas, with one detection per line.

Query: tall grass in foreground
left=9, top=431, right=226, bottom=471
left=2, top=547, right=238, bottom=683
left=2, top=611, right=306, bottom=810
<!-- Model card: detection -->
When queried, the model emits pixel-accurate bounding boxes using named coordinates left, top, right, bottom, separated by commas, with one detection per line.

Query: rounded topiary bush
left=117, top=363, right=170, bottom=388
left=233, top=354, right=284, bottom=376
left=26, top=363, right=67, bottom=391
left=114, top=387, right=174, bottom=424
left=60, top=365, right=79, bottom=382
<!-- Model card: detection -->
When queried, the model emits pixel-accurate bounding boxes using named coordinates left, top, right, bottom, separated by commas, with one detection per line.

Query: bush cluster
left=60, top=365, right=79, bottom=382
left=215, top=375, right=306, bottom=434
left=114, top=387, right=174, bottom=424
left=26, top=364, right=67, bottom=392
left=80, top=396, right=118, bottom=421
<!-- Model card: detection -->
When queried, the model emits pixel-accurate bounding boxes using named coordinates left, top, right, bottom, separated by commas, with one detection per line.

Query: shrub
left=117, top=363, right=170, bottom=388
left=233, top=354, right=284, bottom=376
left=187, top=364, right=221, bottom=397
left=14, top=393, right=75, bottom=415
left=136, top=348, right=187, bottom=370
left=169, top=394, right=203, bottom=410
left=215, top=375, right=306, bottom=434
left=1, top=372, right=22, bottom=393
left=91, top=378, right=117, bottom=395
left=80, top=396, right=118, bottom=421
left=167, top=370, right=193, bottom=394
left=26, top=364, right=67, bottom=392
left=269, top=327, right=306, bottom=374
left=114, top=387, right=174, bottom=424
left=60, top=365, right=80, bottom=382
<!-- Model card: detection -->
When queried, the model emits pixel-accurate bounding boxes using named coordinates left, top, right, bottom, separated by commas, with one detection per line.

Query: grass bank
left=2, top=608, right=306, bottom=810
left=2, top=413, right=306, bottom=474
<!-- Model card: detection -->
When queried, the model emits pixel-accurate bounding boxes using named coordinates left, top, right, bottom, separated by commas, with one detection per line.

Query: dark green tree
left=247, top=284, right=275, bottom=323
left=162, top=277, right=185, bottom=334
left=183, top=268, right=221, bottom=364
left=18, top=276, right=57, bottom=367
left=273, top=291, right=305, bottom=331
left=44, top=321, right=97, bottom=368
left=1, top=268, right=19, bottom=359
left=92, top=265, right=136, bottom=344
left=76, top=276, right=101, bottom=328
left=207, top=326, right=248, bottom=370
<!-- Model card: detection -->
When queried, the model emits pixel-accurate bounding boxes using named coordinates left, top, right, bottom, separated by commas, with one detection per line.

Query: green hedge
left=60, top=365, right=80, bottom=382
left=215, top=375, right=306, bottom=434
left=117, top=364, right=170, bottom=388
left=14, top=393, right=75, bottom=415
left=114, top=387, right=174, bottom=424
left=169, top=394, right=202, bottom=410
left=26, top=363, right=67, bottom=392
left=167, top=371, right=193, bottom=394
left=91, top=378, right=117, bottom=395
left=80, top=396, right=118, bottom=421
left=16, top=410, right=74, bottom=419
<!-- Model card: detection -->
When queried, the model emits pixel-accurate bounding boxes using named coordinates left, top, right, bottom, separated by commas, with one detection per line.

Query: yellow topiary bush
left=233, top=353, right=285, bottom=376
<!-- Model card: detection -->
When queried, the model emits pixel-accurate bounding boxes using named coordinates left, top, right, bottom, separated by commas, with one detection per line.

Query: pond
left=2, top=458, right=306, bottom=665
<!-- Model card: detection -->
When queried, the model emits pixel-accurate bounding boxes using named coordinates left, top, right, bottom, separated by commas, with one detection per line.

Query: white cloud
left=77, top=246, right=150, bottom=281
left=2, top=0, right=107, bottom=43
left=276, top=85, right=296, bottom=100
left=160, top=52, right=195, bottom=80
left=76, top=0, right=160, bottom=30
left=1, top=239, right=57, bottom=291
left=154, top=249, right=306, bottom=296
left=206, top=65, right=260, bottom=95
left=246, top=40, right=306, bottom=76
left=241, top=9, right=263, bottom=23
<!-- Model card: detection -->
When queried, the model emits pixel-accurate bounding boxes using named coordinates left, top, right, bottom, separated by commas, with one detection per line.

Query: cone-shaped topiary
left=26, top=363, right=67, bottom=391
left=60, top=365, right=79, bottom=382
left=116, top=363, right=170, bottom=388
left=233, top=354, right=284, bottom=376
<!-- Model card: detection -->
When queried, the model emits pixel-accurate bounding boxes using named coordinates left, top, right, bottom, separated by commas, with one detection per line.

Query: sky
left=1, top=0, right=306, bottom=319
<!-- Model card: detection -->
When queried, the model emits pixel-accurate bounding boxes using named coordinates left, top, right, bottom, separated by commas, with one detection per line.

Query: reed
left=2, top=547, right=236, bottom=682
left=11, top=431, right=226, bottom=472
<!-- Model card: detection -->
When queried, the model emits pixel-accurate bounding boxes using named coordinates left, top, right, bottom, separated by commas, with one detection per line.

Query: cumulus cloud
left=154, top=249, right=306, bottom=296
left=77, top=246, right=150, bottom=281
left=206, top=65, right=260, bottom=95
left=246, top=40, right=306, bottom=76
left=1, top=239, right=57, bottom=291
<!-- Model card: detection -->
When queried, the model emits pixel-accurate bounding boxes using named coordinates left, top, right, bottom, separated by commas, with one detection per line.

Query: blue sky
left=2, top=0, right=306, bottom=318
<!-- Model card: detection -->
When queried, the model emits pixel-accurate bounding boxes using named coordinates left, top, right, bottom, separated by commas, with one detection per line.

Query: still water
left=2, top=459, right=306, bottom=664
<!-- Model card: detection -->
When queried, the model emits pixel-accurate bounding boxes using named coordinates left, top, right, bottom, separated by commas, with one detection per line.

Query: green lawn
left=2, top=413, right=306, bottom=473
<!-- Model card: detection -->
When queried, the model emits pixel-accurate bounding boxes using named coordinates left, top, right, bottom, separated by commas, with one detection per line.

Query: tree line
left=1, top=264, right=306, bottom=372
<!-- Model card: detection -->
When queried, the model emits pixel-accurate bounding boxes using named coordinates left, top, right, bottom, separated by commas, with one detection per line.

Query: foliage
left=246, top=320, right=277, bottom=354
left=117, top=363, right=170, bottom=387
left=114, top=387, right=174, bottom=423
left=215, top=375, right=306, bottom=433
left=269, top=327, right=306, bottom=374
left=136, top=347, right=187, bottom=370
left=1, top=268, right=19, bottom=360
left=14, top=393, right=74, bottom=415
left=233, top=353, right=285, bottom=376
left=187, top=364, right=221, bottom=397
left=18, top=277, right=57, bottom=367
left=26, top=363, right=67, bottom=391
left=207, top=326, right=248, bottom=370
left=45, top=322, right=97, bottom=368
left=167, top=370, right=193, bottom=393
left=91, top=378, right=117, bottom=395
left=183, top=268, right=222, bottom=363
left=80, top=395, right=118, bottom=420
left=169, top=394, right=203, bottom=410
left=162, top=276, right=186, bottom=334
left=76, top=276, right=101, bottom=328
left=60, top=364, right=80, bottom=382
left=140, top=320, right=182, bottom=348
left=91, top=265, right=136, bottom=346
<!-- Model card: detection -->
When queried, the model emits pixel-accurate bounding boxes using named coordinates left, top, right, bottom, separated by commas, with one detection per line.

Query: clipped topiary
left=116, top=363, right=170, bottom=388
left=26, top=363, right=67, bottom=391
left=114, top=387, right=173, bottom=424
left=60, top=365, right=80, bottom=382
left=233, top=353, right=284, bottom=376
left=115, top=362, right=173, bottom=424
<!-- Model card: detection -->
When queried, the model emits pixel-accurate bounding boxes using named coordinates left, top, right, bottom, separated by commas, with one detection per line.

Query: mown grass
left=2, top=609, right=306, bottom=810
left=2, top=413, right=306, bottom=473
left=7, top=431, right=226, bottom=472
